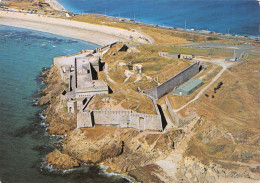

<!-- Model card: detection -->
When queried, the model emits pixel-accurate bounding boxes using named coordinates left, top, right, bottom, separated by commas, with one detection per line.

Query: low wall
left=165, top=96, right=197, bottom=127
left=144, top=62, right=200, bottom=99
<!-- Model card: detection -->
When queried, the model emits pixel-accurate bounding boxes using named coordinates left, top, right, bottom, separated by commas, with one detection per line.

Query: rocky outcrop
left=39, top=65, right=62, bottom=105
left=63, top=128, right=124, bottom=164
left=39, top=65, right=76, bottom=135
left=45, top=149, right=79, bottom=170
left=62, top=127, right=184, bottom=174
left=176, top=156, right=260, bottom=183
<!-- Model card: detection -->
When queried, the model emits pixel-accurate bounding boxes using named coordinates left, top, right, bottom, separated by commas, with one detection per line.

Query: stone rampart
left=77, top=94, right=163, bottom=131
left=144, top=62, right=200, bottom=99
left=165, top=96, right=197, bottom=127
left=92, top=110, right=131, bottom=126
left=77, top=111, right=92, bottom=128
left=77, top=110, right=162, bottom=131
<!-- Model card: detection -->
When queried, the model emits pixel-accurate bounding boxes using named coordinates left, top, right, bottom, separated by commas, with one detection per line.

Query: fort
left=54, top=42, right=201, bottom=131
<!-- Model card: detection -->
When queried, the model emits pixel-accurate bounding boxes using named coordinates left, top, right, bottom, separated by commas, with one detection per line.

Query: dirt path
left=174, top=58, right=234, bottom=112
left=104, top=64, right=117, bottom=84
left=155, top=116, right=199, bottom=182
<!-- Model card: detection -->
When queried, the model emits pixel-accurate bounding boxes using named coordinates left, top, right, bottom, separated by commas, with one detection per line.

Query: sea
left=57, top=0, right=260, bottom=37
left=0, top=25, right=129, bottom=183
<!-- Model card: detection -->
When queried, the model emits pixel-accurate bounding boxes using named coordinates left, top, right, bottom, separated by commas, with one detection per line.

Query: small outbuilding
left=174, top=78, right=203, bottom=96
left=159, top=52, right=179, bottom=59
left=179, top=54, right=194, bottom=60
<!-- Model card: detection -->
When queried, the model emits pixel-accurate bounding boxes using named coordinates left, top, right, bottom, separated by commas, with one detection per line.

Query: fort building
left=54, top=42, right=202, bottom=132
left=159, top=52, right=194, bottom=60
left=174, top=78, right=203, bottom=96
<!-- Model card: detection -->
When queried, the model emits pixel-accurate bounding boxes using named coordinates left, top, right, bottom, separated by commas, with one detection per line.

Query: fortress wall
left=77, top=110, right=162, bottom=131
left=92, top=110, right=131, bottom=126
left=143, top=62, right=200, bottom=99
left=142, top=88, right=158, bottom=100
left=165, top=96, right=179, bottom=126
left=130, top=113, right=162, bottom=131
left=165, top=96, right=197, bottom=127
left=77, top=111, right=93, bottom=128
left=144, top=115, right=162, bottom=131
left=77, top=89, right=162, bottom=131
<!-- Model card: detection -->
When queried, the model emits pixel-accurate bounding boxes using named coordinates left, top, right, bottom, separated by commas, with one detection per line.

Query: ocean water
left=0, top=25, right=129, bottom=183
left=58, top=0, right=260, bottom=36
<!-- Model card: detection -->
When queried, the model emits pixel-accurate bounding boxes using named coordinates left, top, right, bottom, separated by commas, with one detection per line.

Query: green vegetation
left=139, top=45, right=233, bottom=59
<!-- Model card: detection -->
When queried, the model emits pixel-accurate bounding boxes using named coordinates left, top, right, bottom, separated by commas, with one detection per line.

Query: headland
left=1, top=1, right=260, bottom=182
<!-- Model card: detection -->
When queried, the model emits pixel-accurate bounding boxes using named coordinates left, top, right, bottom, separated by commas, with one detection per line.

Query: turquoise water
left=0, top=25, right=129, bottom=183
left=58, top=0, right=260, bottom=36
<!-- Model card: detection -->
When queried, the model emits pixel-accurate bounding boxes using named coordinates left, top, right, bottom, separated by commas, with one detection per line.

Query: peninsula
left=1, top=1, right=259, bottom=182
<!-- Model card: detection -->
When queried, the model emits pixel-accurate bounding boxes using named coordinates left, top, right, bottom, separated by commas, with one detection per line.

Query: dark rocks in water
left=31, top=90, right=42, bottom=98
left=32, top=145, right=55, bottom=155
left=33, top=98, right=39, bottom=106
left=11, top=123, right=39, bottom=137
left=42, top=67, right=50, bottom=72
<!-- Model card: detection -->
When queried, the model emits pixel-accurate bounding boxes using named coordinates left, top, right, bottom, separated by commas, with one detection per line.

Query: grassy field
left=185, top=55, right=260, bottom=166
left=96, top=39, right=238, bottom=115
left=139, top=45, right=233, bottom=59
left=167, top=64, right=222, bottom=110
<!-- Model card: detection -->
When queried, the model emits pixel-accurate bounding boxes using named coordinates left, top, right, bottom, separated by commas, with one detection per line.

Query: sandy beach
left=0, top=11, right=152, bottom=46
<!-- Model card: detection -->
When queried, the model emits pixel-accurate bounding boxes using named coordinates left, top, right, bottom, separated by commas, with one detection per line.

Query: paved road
left=176, top=42, right=260, bottom=61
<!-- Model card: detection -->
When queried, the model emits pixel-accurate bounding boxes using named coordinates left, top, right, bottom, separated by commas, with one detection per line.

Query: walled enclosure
left=53, top=42, right=164, bottom=131
left=77, top=95, right=163, bottom=131
left=143, top=61, right=200, bottom=99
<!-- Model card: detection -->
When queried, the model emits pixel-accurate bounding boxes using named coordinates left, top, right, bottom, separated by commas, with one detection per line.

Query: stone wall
left=77, top=94, right=163, bottom=131
left=77, top=110, right=163, bottom=131
left=165, top=96, right=197, bottom=127
left=143, top=62, right=200, bottom=99
left=77, top=111, right=93, bottom=128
